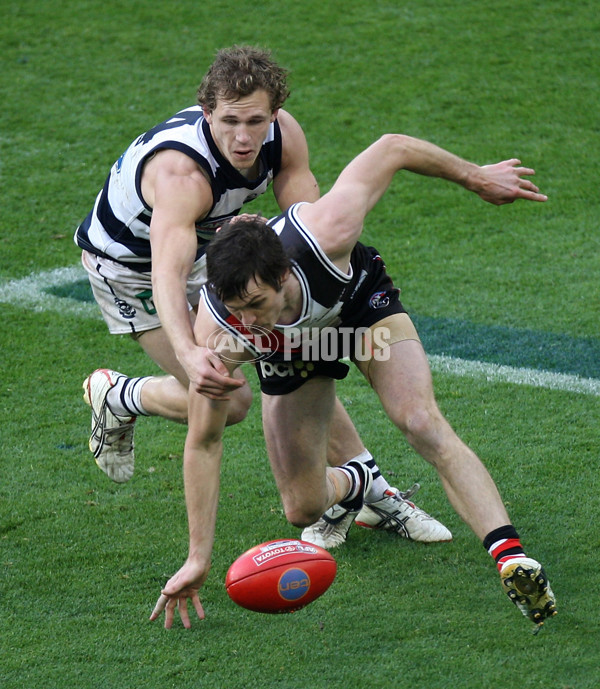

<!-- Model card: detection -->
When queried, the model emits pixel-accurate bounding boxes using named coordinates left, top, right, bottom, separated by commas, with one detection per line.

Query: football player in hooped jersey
left=150, top=135, right=556, bottom=630
left=76, top=46, right=450, bottom=547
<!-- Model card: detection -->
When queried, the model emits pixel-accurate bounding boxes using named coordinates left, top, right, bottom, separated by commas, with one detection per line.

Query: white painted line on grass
left=429, top=354, right=600, bottom=397
left=1, top=266, right=599, bottom=396
left=0, top=265, right=99, bottom=318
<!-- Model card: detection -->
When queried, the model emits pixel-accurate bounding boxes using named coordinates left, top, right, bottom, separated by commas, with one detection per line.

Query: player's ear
left=203, top=105, right=212, bottom=123
left=270, top=108, right=279, bottom=123
left=279, top=267, right=291, bottom=287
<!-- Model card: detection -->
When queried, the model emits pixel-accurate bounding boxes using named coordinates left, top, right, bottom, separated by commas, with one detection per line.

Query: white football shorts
left=81, top=249, right=207, bottom=335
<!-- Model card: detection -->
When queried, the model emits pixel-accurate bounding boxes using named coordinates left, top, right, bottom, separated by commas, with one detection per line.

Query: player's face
left=223, top=275, right=286, bottom=332
left=204, top=90, right=278, bottom=174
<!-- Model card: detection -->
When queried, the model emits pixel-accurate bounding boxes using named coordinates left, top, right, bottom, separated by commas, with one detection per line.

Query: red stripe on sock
left=490, top=538, right=523, bottom=561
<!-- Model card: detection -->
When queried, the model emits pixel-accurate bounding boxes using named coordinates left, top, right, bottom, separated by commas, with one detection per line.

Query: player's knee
left=396, top=405, right=458, bottom=463
left=225, top=403, right=249, bottom=426
left=392, top=404, right=429, bottom=435
left=395, top=404, right=446, bottom=447
left=283, top=500, right=324, bottom=528
left=285, top=510, right=321, bottom=529
left=225, top=387, right=253, bottom=426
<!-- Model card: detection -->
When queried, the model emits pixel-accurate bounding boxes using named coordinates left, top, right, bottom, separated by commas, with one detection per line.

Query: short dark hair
left=197, top=45, right=290, bottom=112
left=206, top=217, right=291, bottom=302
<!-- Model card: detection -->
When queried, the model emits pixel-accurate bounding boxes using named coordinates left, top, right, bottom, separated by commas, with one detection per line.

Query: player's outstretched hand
left=473, top=159, right=548, bottom=205
left=149, top=561, right=208, bottom=629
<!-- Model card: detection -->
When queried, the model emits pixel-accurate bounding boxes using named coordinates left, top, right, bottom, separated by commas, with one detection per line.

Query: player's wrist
left=461, top=162, right=483, bottom=193
left=174, top=339, right=201, bottom=365
left=185, top=548, right=212, bottom=574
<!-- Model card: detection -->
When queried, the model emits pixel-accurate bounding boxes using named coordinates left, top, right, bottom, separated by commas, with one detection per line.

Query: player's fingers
left=521, top=190, right=548, bottom=202
left=513, top=165, right=534, bottom=177
left=515, top=183, right=547, bottom=201
left=519, top=179, right=540, bottom=192
left=208, top=353, right=233, bottom=377
left=192, top=594, right=206, bottom=621
left=206, top=357, right=245, bottom=387
left=178, top=599, right=192, bottom=630
left=208, top=372, right=244, bottom=390
left=149, top=593, right=168, bottom=621
left=164, top=600, right=177, bottom=630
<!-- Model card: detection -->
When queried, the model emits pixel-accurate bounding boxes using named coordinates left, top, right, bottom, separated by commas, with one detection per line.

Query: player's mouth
left=233, top=148, right=255, bottom=161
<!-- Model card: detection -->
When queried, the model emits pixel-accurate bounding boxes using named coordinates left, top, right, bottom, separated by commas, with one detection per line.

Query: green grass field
left=1, top=1, right=599, bottom=688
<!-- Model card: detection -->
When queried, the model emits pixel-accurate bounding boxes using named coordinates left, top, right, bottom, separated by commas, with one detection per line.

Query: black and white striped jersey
left=74, top=106, right=282, bottom=271
left=201, top=202, right=356, bottom=360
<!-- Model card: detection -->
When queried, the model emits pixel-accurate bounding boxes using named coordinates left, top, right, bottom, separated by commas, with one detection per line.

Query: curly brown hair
left=197, top=45, right=290, bottom=113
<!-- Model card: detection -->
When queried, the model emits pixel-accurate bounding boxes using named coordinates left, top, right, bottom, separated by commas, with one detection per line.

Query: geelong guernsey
left=74, top=106, right=282, bottom=271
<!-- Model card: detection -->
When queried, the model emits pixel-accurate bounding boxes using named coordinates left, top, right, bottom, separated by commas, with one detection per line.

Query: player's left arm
left=271, top=109, right=320, bottom=209
left=301, top=134, right=547, bottom=264
left=324, top=134, right=547, bottom=217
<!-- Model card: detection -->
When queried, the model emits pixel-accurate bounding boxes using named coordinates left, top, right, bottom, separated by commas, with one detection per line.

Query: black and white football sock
left=338, top=459, right=371, bottom=512
left=349, top=450, right=392, bottom=502
left=106, top=376, right=152, bottom=418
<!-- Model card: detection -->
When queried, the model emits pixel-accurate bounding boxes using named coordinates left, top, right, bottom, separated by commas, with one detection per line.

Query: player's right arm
left=150, top=309, right=252, bottom=628
left=150, top=384, right=228, bottom=628
left=144, top=149, right=241, bottom=393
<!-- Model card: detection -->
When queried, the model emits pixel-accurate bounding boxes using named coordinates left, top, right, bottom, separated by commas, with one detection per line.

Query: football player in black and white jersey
left=76, top=47, right=313, bottom=479
left=150, top=135, right=556, bottom=630
left=77, top=46, right=449, bottom=549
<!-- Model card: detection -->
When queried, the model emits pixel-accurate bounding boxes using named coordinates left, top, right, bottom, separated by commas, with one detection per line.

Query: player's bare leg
left=361, top=335, right=555, bottom=627
left=84, top=321, right=252, bottom=482
left=302, top=381, right=451, bottom=549
left=261, top=378, right=370, bottom=528
left=362, top=338, right=509, bottom=539
left=326, top=397, right=366, bottom=465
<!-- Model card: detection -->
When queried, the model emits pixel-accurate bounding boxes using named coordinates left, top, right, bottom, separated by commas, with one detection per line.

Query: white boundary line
left=429, top=354, right=600, bottom=397
left=2, top=266, right=599, bottom=396
left=0, top=265, right=99, bottom=318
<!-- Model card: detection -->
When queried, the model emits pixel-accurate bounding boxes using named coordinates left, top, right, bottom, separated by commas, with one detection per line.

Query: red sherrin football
left=225, top=539, right=337, bottom=613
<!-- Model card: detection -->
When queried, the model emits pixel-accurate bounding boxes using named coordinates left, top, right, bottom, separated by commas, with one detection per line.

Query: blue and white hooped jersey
left=201, top=203, right=356, bottom=360
left=74, top=106, right=282, bottom=271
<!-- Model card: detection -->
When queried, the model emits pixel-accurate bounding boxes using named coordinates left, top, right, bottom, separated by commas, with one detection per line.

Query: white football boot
left=302, top=504, right=358, bottom=549
left=301, top=459, right=372, bottom=549
left=356, top=484, right=452, bottom=543
left=83, top=368, right=136, bottom=483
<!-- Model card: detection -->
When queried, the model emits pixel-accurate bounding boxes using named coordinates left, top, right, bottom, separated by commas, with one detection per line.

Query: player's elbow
left=375, top=133, right=418, bottom=164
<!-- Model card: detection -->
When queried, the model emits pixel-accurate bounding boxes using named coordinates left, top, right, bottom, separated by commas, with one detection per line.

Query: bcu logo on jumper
left=278, top=568, right=310, bottom=601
